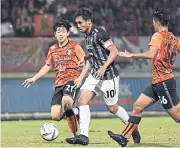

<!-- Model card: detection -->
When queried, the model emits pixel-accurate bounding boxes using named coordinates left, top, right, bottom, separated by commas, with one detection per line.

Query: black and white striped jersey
left=85, top=25, right=119, bottom=80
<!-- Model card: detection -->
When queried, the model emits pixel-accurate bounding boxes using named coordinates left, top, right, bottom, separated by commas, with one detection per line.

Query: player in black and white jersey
left=66, top=7, right=141, bottom=145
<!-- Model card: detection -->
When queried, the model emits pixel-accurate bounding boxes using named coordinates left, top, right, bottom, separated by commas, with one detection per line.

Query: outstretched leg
left=65, top=89, right=95, bottom=145
left=108, top=93, right=155, bottom=147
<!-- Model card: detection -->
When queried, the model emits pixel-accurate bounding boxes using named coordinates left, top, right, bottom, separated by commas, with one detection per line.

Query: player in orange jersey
left=22, top=20, right=89, bottom=138
left=108, top=9, right=180, bottom=147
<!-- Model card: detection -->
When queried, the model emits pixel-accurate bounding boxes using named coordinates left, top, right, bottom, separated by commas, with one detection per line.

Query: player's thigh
left=133, top=93, right=155, bottom=114
left=51, top=86, right=64, bottom=106
left=78, top=89, right=96, bottom=105
left=79, top=74, right=99, bottom=105
left=51, top=86, right=64, bottom=120
left=101, top=76, right=119, bottom=106
left=154, top=78, right=180, bottom=121
left=132, top=84, right=158, bottom=114
left=153, top=78, right=180, bottom=110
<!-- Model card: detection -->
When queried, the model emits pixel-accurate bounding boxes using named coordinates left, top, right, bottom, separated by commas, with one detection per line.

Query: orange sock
left=122, top=116, right=141, bottom=139
left=122, top=123, right=138, bottom=138
left=65, top=109, right=78, bottom=136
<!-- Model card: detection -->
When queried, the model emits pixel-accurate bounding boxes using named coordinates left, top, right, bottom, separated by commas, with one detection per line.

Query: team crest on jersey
left=66, top=49, right=71, bottom=55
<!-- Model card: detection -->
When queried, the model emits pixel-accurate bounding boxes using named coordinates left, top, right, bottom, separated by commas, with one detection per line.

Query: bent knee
left=174, top=115, right=180, bottom=123
left=51, top=105, right=61, bottom=121
left=51, top=113, right=60, bottom=121
left=107, top=105, right=118, bottom=114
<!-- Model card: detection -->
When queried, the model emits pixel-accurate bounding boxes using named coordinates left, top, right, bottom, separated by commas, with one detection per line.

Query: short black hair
left=74, top=7, right=93, bottom=21
left=153, top=9, right=170, bottom=27
left=53, top=20, right=72, bottom=32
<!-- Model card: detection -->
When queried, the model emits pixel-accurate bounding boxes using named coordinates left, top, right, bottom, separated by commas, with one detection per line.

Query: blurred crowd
left=2, top=0, right=180, bottom=37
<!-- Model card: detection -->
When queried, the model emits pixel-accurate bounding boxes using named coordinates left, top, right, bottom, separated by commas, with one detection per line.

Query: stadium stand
left=1, top=0, right=180, bottom=37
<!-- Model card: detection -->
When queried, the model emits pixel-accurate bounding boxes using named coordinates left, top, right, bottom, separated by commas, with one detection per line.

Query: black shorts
left=142, top=78, right=180, bottom=110
left=51, top=81, right=79, bottom=106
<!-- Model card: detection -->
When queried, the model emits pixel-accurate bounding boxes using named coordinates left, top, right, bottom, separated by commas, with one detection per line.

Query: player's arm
left=119, top=32, right=162, bottom=59
left=103, top=43, right=119, bottom=67
left=74, top=44, right=90, bottom=88
left=95, top=29, right=118, bottom=78
left=178, top=38, right=180, bottom=53
left=32, top=64, right=53, bottom=81
left=22, top=64, right=53, bottom=88
left=99, top=30, right=118, bottom=69
left=119, top=45, right=159, bottom=59
left=22, top=48, right=54, bottom=88
left=78, top=60, right=90, bottom=78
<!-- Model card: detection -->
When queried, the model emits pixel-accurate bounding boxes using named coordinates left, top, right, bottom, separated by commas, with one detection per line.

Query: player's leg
left=154, top=78, right=180, bottom=123
left=101, top=76, right=129, bottom=124
left=65, top=91, right=95, bottom=145
left=65, top=74, right=98, bottom=145
left=66, top=89, right=96, bottom=145
left=51, top=105, right=63, bottom=121
left=167, top=103, right=180, bottom=123
left=61, top=81, right=80, bottom=137
left=77, top=75, right=100, bottom=140
left=51, top=86, right=64, bottom=121
left=108, top=84, right=157, bottom=147
left=62, top=96, right=78, bottom=137
left=102, top=76, right=129, bottom=124
left=107, top=103, right=141, bottom=144
left=102, top=76, right=140, bottom=143
left=78, top=89, right=96, bottom=137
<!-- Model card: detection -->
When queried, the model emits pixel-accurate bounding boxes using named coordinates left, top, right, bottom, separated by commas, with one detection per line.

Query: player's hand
left=95, top=66, right=106, bottom=79
left=74, top=77, right=83, bottom=88
left=78, top=59, right=85, bottom=67
left=119, top=50, right=132, bottom=58
left=22, top=78, right=36, bottom=88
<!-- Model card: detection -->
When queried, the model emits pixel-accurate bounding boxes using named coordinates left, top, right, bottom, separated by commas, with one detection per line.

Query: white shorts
left=80, top=74, right=119, bottom=106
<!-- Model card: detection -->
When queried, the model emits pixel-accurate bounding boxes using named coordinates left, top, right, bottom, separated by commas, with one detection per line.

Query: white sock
left=115, top=106, right=129, bottom=124
left=79, top=105, right=90, bottom=137
left=72, top=107, right=79, bottom=115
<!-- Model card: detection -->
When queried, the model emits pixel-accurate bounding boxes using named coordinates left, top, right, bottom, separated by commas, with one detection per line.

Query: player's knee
left=173, top=118, right=180, bottom=123
left=174, top=115, right=180, bottom=123
left=62, top=96, right=73, bottom=110
left=133, top=102, right=143, bottom=114
left=107, top=105, right=118, bottom=114
left=51, top=113, right=60, bottom=121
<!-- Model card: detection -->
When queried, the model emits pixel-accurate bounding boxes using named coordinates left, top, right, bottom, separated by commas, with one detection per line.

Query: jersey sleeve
left=46, top=48, right=54, bottom=65
left=178, top=39, right=180, bottom=53
left=74, top=44, right=85, bottom=61
left=97, top=28, right=113, bottom=50
left=149, top=32, right=163, bottom=49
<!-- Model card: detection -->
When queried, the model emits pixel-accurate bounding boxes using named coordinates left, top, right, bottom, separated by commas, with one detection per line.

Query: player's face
left=54, top=27, right=69, bottom=43
left=75, top=16, right=90, bottom=33
left=153, top=19, right=159, bottom=32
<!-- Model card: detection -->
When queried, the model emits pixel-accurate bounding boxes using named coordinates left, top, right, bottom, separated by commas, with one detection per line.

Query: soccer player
left=108, top=9, right=180, bottom=147
left=22, top=20, right=89, bottom=138
left=65, top=7, right=140, bottom=145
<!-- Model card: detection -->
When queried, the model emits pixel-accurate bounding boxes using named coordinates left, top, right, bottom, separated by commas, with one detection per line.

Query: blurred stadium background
left=1, top=0, right=180, bottom=120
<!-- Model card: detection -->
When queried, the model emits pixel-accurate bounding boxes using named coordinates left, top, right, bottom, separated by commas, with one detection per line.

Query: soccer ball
left=40, top=123, right=59, bottom=141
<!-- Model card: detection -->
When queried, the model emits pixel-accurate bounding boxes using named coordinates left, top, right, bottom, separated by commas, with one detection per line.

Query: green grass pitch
left=1, top=117, right=180, bottom=147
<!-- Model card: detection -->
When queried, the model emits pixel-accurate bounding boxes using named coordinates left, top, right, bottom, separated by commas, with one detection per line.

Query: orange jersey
left=46, top=40, right=85, bottom=87
left=149, top=31, right=180, bottom=84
